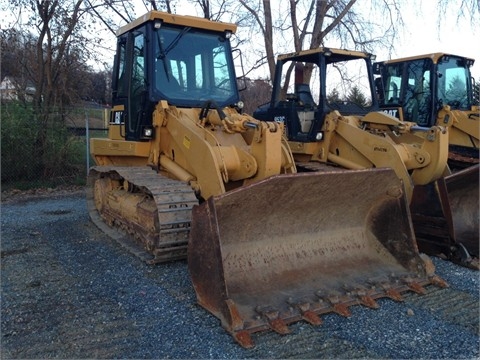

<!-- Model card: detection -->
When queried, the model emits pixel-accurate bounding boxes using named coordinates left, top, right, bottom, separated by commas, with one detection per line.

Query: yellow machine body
left=87, top=12, right=447, bottom=348
left=374, top=52, right=479, bottom=168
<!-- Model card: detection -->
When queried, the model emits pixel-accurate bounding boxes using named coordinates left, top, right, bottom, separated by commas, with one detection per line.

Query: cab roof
left=377, top=52, right=475, bottom=65
left=277, top=47, right=376, bottom=64
left=117, top=11, right=237, bottom=36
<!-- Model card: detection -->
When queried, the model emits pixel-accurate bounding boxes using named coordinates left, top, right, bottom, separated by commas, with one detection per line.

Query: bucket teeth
left=359, top=295, right=379, bottom=309
left=385, top=288, right=404, bottom=302
left=332, top=303, right=352, bottom=317
left=343, top=285, right=380, bottom=309
left=288, top=300, right=323, bottom=326
left=314, top=290, right=354, bottom=317
left=430, top=275, right=449, bottom=288
left=269, top=318, right=290, bottom=334
left=233, top=330, right=254, bottom=349
left=366, top=276, right=405, bottom=302
left=301, top=310, right=323, bottom=326
left=404, top=280, right=427, bottom=294
left=256, top=306, right=291, bottom=334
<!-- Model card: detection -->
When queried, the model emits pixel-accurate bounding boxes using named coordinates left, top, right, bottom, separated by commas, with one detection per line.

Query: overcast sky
left=1, top=0, right=478, bottom=78
left=380, top=1, right=479, bottom=79
left=164, top=0, right=480, bottom=79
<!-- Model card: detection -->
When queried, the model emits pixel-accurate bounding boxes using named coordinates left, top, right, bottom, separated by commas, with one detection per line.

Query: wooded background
left=1, top=0, right=478, bottom=188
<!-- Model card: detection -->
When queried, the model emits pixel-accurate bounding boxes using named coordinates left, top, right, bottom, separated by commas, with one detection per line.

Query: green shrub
left=1, top=101, right=88, bottom=190
left=1, top=102, right=39, bottom=183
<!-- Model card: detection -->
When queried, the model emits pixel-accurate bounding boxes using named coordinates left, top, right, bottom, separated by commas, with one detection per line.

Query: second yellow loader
left=254, top=48, right=478, bottom=269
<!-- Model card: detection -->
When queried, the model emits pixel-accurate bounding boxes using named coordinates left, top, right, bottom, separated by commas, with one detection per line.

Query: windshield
left=153, top=26, right=238, bottom=107
left=325, top=57, right=375, bottom=113
left=379, top=59, right=433, bottom=124
left=276, top=56, right=375, bottom=115
left=378, top=62, right=403, bottom=106
left=437, top=56, right=472, bottom=109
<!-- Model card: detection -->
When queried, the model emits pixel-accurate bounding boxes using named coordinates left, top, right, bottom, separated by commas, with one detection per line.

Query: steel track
left=86, top=166, right=198, bottom=264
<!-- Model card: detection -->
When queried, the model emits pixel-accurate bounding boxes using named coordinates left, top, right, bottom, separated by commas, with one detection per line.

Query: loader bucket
left=188, top=168, right=446, bottom=348
left=410, top=164, right=479, bottom=264
left=445, top=165, right=479, bottom=257
left=411, top=164, right=480, bottom=267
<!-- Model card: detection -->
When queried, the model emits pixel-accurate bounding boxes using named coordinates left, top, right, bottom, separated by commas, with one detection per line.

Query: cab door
left=111, top=30, right=150, bottom=141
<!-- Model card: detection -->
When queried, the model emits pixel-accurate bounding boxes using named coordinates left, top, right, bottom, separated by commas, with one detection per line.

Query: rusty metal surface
left=444, top=165, right=479, bottom=257
left=188, top=168, right=446, bottom=348
left=448, top=148, right=479, bottom=170
left=86, top=166, right=198, bottom=263
left=410, top=182, right=454, bottom=257
left=410, top=164, right=479, bottom=265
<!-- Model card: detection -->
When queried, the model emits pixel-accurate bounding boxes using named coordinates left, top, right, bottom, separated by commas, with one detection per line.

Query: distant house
left=0, top=76, right=35, bottom=102
left=0, top=76, right=17, bottom=100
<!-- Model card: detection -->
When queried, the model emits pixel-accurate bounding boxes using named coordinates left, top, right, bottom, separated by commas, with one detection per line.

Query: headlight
left=142, top=126, right=154, bottom=139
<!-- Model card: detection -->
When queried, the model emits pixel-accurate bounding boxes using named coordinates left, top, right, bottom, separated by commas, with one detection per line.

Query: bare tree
left=235, top=0, right=404, bottom=84
left=196, top=0, right=211, bottom=18
left=239, top=78, right=272, bottom=114
left=438, top=0, right=480, bottom=22
left=0, top=29, right=37, bottom=105
left=474, top=78, right=480, bottom=105
left=237, top=0, right=276, bottom=81
left=147, top=0, right=176, bottom=13
left=174, top=0, right=478, bottom=87
left=3, top=0, right=143, bottom=176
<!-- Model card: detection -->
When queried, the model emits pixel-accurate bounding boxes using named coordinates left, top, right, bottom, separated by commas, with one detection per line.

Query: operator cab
left=254, top=48, right=378, bottom=142
left=373, top=53, right=475, bottom=126
left=110, top=11, right=239, bottom=141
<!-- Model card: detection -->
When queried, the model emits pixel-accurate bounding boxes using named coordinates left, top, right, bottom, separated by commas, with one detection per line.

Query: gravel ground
left=1, top=191, right=479, bottom=359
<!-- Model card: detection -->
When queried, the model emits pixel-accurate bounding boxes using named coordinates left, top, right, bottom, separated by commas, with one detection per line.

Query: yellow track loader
left=373, top=53, right=479, bottom=170
left=88, top=12, right=446, bottom=348
left=373, top=53, right=479, bottom=264
left=253, top=48, right=478, bottom=268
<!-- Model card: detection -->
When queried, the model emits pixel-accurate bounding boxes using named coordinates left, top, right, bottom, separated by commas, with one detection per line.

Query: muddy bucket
left=188, top=168, right=445, bottom=348
left=445, top=165, right=479, bottom=257
left=411, top=164, right=479, bottom=263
